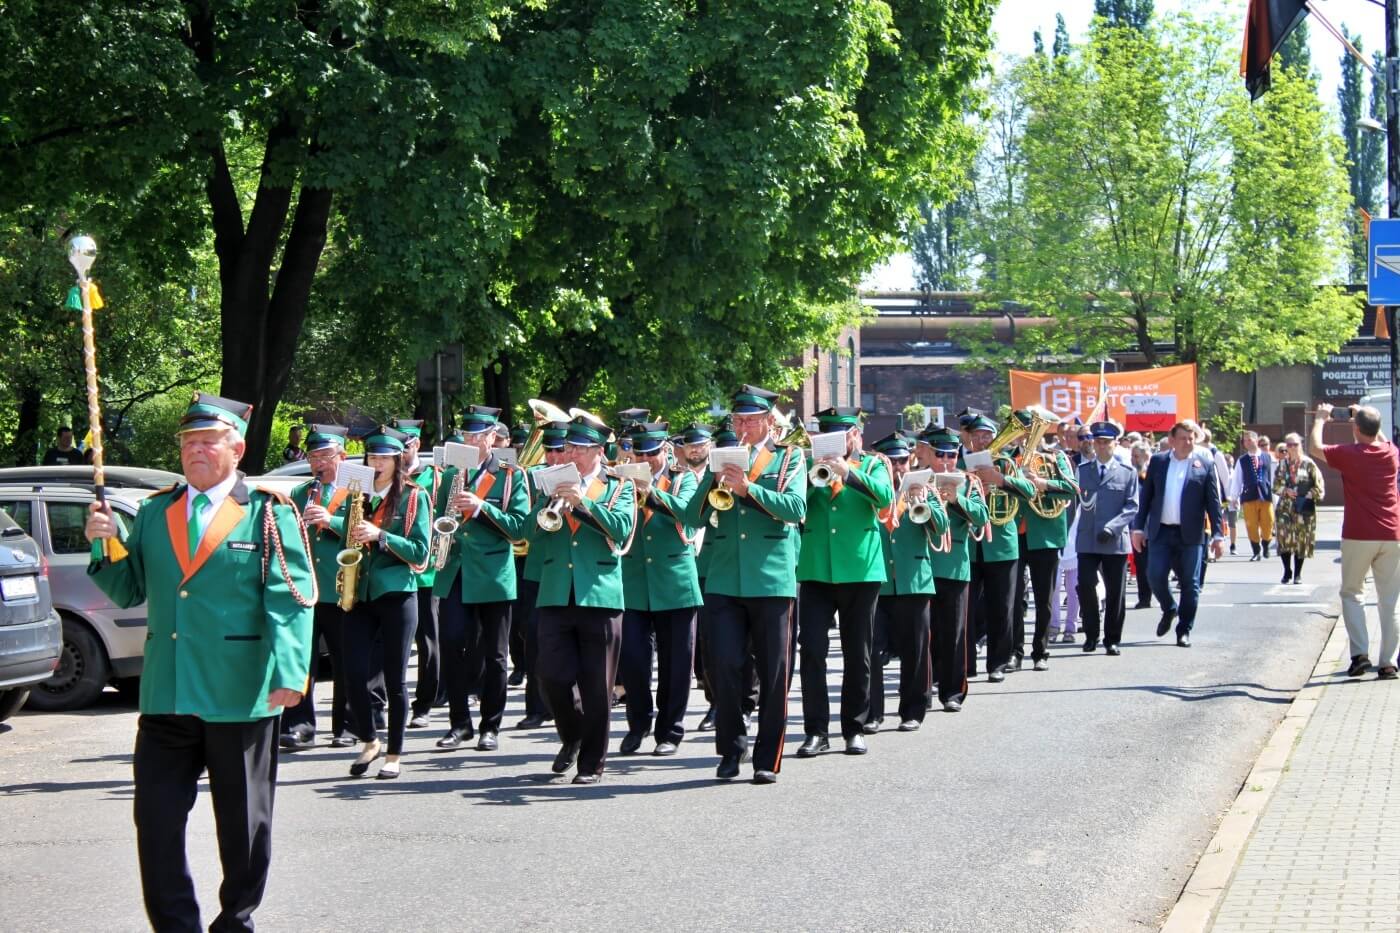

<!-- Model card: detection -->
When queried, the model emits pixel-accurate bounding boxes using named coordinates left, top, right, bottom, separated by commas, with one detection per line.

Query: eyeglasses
left=1077, top=435, right=1091, bottom=441
left=933, top=450, right=958, bottom=459
left=1285, top=442, right=1299, bottom=447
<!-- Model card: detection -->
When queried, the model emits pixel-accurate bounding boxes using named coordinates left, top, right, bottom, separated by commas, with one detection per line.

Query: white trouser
left=1338, top=539, right=1400, bottom=666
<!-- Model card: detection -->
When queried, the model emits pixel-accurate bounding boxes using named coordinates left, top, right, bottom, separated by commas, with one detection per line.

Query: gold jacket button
left=573, top=541, right=579, bottom=547
left=179, top=590, right=189, bottom=599
left=831, top=505, right=837, bottom=512
left=740, top=509, right=747, bottom=515
left=831, top=529, right=837, bottom=534
left=740, top=533, right=747, bottom=540
left=568, top=562, right=574, bottom=569
left=646, top=535, right=652, bottom=541
left=171, top=632, right=178, bottom=640
left=646, top=558, right=653, bottom=563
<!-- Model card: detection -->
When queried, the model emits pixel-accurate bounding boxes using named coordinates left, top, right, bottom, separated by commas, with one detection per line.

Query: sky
left=863, top=0, right=1391, bottom=291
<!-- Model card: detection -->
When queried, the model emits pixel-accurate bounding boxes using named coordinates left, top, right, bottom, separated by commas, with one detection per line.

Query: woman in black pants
left=343, top=428, right=432, bottom=779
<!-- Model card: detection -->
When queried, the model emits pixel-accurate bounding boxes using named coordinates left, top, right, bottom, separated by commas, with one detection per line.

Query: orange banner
left=1008, top=364, right=1198, bottom=427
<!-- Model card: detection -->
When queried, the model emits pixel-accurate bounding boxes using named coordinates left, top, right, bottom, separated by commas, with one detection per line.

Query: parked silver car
left=0, top=507, right=63, bottom=722
left=0, top=483, right=157, bottom=710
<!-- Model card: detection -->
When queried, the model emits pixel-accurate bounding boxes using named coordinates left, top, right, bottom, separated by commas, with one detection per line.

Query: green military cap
left=730, top=384, right=779, bottom=414
left=510, top=422, right=531, bottom=445
left=566, top=412, right=612, bottom=447
left=460, top=405, right=501, bottom=434
left=871, top=433, right=911, bottom=459
left=443, top=431, right=466, bottom=445
left=391, top=418, right=424, bottom=439
left=363, top=427, right=406, bottom=454
left=925, top=427, right=962, bottom=452
left=616, top=408, right=651, bottom=429
left=305, top=423, right=349, bottom=451
left=967, top=415, right=998, bottom=434
left=625, top=421, right=670, bottom=455
left=956, top=407, right=984, bottom=429
left=814, top=406, right=863, bottom=430
left=681, top=422, right=714, bottom=445
left=178, top=391, right=253, bottom=436
left=541, top=420, right=570, bottom=451
left=713, top=418, right=740, bottom=448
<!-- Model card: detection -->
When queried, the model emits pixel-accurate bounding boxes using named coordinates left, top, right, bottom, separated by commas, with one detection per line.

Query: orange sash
left=643, top=475, right=671, bottom=524
left=565, top=478, right=608, bottom=535
left=165, top=491, right=246, bottom=585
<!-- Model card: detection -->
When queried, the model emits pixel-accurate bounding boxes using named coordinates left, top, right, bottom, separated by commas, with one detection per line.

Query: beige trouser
left=1241, top=498, right=1273, bottom=544
left=1339, top=539, right=1400, bottom=667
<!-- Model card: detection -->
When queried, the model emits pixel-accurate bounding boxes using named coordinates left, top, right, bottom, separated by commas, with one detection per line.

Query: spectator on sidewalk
left=42, top=426, right=82, bottom=465
left=1273, top=433, right=1324, bottom=585
left=281, top=425, right=307, bottom=463
left=1310, top=404, right=1400, bottom=680
left=1130, top=441, right=1153, bottom=609
left=1222, top=453, right=1239, bottom=555
left=1229, top=431, right=1275, bottom=563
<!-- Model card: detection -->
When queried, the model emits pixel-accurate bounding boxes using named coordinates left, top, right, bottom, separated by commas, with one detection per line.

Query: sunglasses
left=933, top=450, right=959, bottom=459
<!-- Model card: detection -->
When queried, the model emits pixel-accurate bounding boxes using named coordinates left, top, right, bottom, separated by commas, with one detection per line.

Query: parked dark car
left=0, top=508, right=63, bottom=723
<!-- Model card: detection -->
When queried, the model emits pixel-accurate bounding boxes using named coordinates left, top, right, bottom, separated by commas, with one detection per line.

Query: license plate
left=1, top=575, right=38, bottom=601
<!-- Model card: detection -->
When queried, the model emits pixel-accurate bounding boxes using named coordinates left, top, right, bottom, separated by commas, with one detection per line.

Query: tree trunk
left=9, top=382, right=42, bottom=466
left=1134, top=304, right=1157, bottom=366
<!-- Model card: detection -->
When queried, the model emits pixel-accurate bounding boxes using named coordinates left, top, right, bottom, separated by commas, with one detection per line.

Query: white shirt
left=185, top=471, right=238, bottom=523
left=1160, top=452, right=1193, bottom=525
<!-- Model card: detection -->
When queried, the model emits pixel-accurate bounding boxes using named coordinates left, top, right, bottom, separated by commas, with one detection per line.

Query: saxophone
left=431, top=468, right=466, bottom=570
left=335, top=479, right=366, bottom=612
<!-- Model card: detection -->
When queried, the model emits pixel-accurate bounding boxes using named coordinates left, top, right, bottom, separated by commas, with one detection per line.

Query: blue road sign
left=1369, top=218, right=1400, bottom=304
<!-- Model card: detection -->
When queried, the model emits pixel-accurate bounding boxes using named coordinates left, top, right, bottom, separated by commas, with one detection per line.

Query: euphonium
left=1019, top=408, right=1071, bottom=520
left=335, top=478, right=366, bottom=612
left=983, top=413, right=1030, bottom=527
left=430, top=469, right=466, bottom=570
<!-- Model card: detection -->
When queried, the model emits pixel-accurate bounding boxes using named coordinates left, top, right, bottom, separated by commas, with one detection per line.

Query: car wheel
left=0, top=688, right=29, bottom=723
left=24, top=619, right=110, bottom=711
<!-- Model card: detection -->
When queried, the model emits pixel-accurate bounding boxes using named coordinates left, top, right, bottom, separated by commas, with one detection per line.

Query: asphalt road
left=1, top=513, right=1340, bottom=932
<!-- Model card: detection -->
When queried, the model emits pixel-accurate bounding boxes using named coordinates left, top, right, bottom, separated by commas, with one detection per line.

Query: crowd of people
left=76, top=387, right=1400, bottom=932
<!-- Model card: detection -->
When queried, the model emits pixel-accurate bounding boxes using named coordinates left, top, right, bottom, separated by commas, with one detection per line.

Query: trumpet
left=537, top=498, right=568, bottom=532
left=335, top=478, right=366, bottom=612
left=707, top=480, right=735, bottom=511
left=430, top=469, right=466, bottom=570
left=810, top=461, right=838, bottom=488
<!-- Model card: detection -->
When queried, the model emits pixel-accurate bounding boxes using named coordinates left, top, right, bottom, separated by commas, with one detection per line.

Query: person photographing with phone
left=1309, top=404, right=1400, bottom=679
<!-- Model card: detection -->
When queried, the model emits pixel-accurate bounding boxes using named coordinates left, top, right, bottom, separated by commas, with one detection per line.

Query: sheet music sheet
left=933, top=470, right=966, bottom=491
left=613, top=462, right=652, bottom=483
left=810, top=431, right=848, bottom=461
left=532, top=463, right=581, bottom=497
left=962, top=450, right=993, bottom=470
left=444, top=442, right=480, bottom=472
left=431, top=446, right=445, bottom=469
left=900, top=469, right=933, bottom=493
left=336, top=462, right=376, bottom=490
left=708, top=447, right=749, bottom=472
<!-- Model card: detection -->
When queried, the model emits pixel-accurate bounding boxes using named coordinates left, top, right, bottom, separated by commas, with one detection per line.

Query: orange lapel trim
left=165, top=492, right=192, bottom=579
left=183, top=497, right=246, bottom=585
left=566, top=478, right=608, bottom=535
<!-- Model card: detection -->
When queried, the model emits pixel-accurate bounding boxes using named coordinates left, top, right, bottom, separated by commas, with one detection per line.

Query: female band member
left=343, top=428, right=432, bottom=779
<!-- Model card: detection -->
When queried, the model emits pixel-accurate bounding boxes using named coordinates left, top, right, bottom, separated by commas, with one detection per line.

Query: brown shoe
left=1347, top=655, right=1372, bottom=678
left=1377, top=665, right=1398, bottom=681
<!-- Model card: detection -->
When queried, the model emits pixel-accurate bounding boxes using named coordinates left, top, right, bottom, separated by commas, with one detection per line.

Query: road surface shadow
left=977, top=681, right=1295, bottom=704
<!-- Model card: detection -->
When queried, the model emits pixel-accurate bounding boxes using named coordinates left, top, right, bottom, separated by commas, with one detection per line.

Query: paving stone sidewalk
left=1197, top=600, right=1400, bottom=932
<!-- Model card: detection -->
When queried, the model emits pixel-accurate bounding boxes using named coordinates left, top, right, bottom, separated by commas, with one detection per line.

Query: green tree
left=1338, top=31, right=1380, bottom=281
left=1278, top=21, right=1312, bottom=78
left=978, top=14, right=1356, bottom=371
left=1053, top=13, right=1071, bottom=59
left=1094, top=0, right=1153, bottom=30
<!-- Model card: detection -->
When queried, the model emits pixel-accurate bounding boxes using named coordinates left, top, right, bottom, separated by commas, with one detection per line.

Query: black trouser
left=1018, top=548, right=1061, bottom=663
left=134, top=713, right=277, bottom=933
left=798, top=580, right=881, bottom=739
left=517, top=577, right=548, bottom=718
left=537, top=601, right=622, bottom=777
left=869, top=601, right=893, bottom=724
left=343, top=591, right=417, bottom=755
left=510, top=555, right=527, bottom=674
left=872, top=594, right=933, bottom=723
left=1078, top=553, right=1128, bottom=647
left=439, top=577, right=513, bottom=735
left=697, top=589, right=758, bottom=714
left=411, top=586, right=443, bottom=717
left=704, top=593, right=794, bottom=773
left=621, top=606, right=698, bottom=744
left=970, top=558, right=1018, bottom=675
left=1135, top=540, right=1152, bottom=606
left=930, top=577, right=969, bottom=705
left=316, top=603, right=385, bottom=736
left=1013, top=537, right=1030, bottom=640
left=281, top=602, right=344, bottom=737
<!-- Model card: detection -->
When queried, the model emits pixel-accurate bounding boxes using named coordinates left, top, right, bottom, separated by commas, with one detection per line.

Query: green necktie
left=321, top=484, right=332, bottom=506
left=188, top=493, right=210, bottom=558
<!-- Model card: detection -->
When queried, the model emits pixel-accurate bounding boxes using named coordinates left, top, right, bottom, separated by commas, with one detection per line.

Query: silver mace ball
left=68, top=235, right=98, bottom=278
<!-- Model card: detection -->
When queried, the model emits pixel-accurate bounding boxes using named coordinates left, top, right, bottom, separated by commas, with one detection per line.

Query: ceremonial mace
left=67, top=235, right=124, bottom=559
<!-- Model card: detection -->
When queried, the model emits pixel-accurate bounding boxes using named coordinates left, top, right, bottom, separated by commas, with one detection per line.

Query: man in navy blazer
left=1131, top=421, right=1225, bottom=647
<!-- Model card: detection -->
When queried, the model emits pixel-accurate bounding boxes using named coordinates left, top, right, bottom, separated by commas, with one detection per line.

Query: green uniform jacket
left=410, top=466, right=441, bottom=589
left=1019, top=450, right=1079, bottom=551
left=798, top=453, right=894, bottom=584
left=623, top=468, right=702, bottom=611
left=521, top=464, right=548, bottom=584
left=531, top=473, right=636, bottom=610
left=360, top=485, right=432, bottom=601
left=877, top=496, right=951, bottom=596
left=930, top=478, right=989, bottom=582
left=431, top=458, right=531, bottom=604
left=973, top=457, right=1036, bottom=563
left=682, top=441, right=807, bottom=599
left=87, top=475, right=316, bottom=722
left=291, top=479, right=354, bottom=604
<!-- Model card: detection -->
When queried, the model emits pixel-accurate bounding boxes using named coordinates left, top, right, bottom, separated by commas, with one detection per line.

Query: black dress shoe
left=349, top=741, right=383, bottom=777
left=436, top=726, right=472, bottom=749
left=1009, top=655, right=1024, bottom=672
left=897, top=719, right=920, bottom=732
left=752, top=770, right=778, bottom=785
left=552, top=740, right=581, bottom=774
left=698, top=708, right=716, bottom=731
left=330, top=734, right=356, bottom=748
left=796, top=735, right=830, bottom=758
left=716, top=755, right=741, bottom=780
left=571, top=773, right=601, bottom=785
left=1347, top=655, right=1372, bottom=677
left=1106, top=645, right=1122, bottom=656
left=653, top=741, right=678, bottom=756
left=279, top=726, right=314, bottom=750
left=516, top=714, right=545, bottom=730
left=1177, top=633, right=1191, bottom=647
left=845, top=734, right=868, bottom=755
left=1133, top=600, right=1152, bottom=610
left=476, top=731, right=498, bottom=752
left=942, top=699, right=962, bottom=712
left=507, top=669, right=526, bottom=687
left=1082, top=640, right=1099, bottom=653
left=407, top=712, right=431, bottom=729
left=862, top=720, right=881, bottom=735
left=988, top=669, right=1006, bottom=683
left=1156, top=609, right=1177, bottom=638
left=619, top=731, right=645, bottom=755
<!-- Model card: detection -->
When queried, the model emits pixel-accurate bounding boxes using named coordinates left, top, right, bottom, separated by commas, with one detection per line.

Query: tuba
left=519, top=398, right=571, bottom=469
left=982, top=413, right=1029, bottom=527
left=335, top=478, right=366, bottom=612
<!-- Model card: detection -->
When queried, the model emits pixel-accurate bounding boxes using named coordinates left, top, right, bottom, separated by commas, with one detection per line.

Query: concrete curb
left=1158, top=599, right=1348, bottom=933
